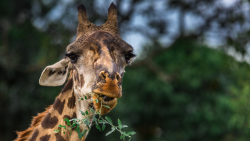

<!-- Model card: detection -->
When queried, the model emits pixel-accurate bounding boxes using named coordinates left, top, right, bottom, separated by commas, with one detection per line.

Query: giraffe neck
left=15, top=74, right=94, bottom=141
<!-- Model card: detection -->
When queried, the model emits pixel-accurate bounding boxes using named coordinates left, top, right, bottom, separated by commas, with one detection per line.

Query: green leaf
left=72, top=123, right=77, bottom=128
left=120, top=134, right=125, bottom=140
left=92, top=116, right=97, bottom=122
left=127, top=131, right=136, bottom=136
left=69, top=118, right=78, bottom=122
left=76, top=125, right=85, bottom=139
left=95, top=120, right=98, bottom=126
left=102, top=124, right=106, bottom=131
left=75, top=125, right=80, bottom=132
left=63, top=131, right=65, bottom=134
left=85, top=110, right=88, bottom=115
left=81, top=110, right=85, bottom=116
left=95, top=99, right=99, bottom=103
left=96, top=124, right=101, bottom=131
left=98, top=119, right=108, bottom=124
left=81, top=98, right=84, bottom=100
left=84, top=118, right=90, bottom=126
left=105, top=116, right=113, bottom=124
left=85, top=96, right=87, bottom=99
left=102, top=105, right=110, bottom=108
left=78, top=130, right=87, bottom=139
left=90, top=108, right=95, bottom=113
left=54, top=129, right=60, bottom=133
left=58, top=125, right=66, bottom=129
left=64, top=118, right=71, bottom=126
left=105, top=127, right=115, bottom=136
left=118, top=119, right=122, bottom=129
left=122, top=125, right=128, bottom=128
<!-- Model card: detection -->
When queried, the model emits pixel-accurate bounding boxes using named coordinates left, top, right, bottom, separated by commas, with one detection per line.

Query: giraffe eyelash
left=65, top=53, right=79, bottom=63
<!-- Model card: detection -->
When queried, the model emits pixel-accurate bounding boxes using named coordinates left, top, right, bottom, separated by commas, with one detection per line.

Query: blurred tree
left=1, top=0, right=250, bottom=141
left=87, top=38, right=250, bottom=141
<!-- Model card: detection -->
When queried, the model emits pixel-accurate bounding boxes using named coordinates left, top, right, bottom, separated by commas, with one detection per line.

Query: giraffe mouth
left=92, top=92, right=118, bottom=115
left=96, top=93, right=115, bottom=102
left=103, top=96, right=114, bottom=102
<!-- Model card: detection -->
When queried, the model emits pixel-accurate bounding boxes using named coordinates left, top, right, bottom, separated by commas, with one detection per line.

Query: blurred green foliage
left=1, top=0, right=250, bottom=141
left=87, top=39, right=250, bottom=141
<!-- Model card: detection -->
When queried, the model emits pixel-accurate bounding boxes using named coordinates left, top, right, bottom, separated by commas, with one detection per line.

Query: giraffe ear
left=39, top=58, right=71, bottom=86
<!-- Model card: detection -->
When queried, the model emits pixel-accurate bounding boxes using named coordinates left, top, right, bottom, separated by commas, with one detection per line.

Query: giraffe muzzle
left=92, top=71, right=122, bottom=99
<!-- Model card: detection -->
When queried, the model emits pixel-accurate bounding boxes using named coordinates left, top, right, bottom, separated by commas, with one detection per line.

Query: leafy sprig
left=54, top=92, right=136, bottom=141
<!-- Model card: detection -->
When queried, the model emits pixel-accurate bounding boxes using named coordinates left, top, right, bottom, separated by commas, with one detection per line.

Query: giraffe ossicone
left=15, top=2, right=135, bottom=141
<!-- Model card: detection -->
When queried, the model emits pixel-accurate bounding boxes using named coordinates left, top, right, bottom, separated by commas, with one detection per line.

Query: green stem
left=60, top=92, right=133, bottom=140
left=98, top=116, right=131, bottom=138
left=99, top=97, right=103, bottom=118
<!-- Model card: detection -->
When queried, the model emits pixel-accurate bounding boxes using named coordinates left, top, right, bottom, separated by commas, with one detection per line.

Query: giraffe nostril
left=101, top=73, right=106, bottom=79
left=115, top=73, right=121, bottom=81
left=99, top=71, right=106, bottom=80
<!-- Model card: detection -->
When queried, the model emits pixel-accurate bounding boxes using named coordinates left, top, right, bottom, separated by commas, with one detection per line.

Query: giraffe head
left=39, top=3, right=135, bottom=115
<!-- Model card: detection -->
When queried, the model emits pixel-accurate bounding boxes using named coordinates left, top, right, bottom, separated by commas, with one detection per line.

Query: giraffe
left=14, top=2, right=135, bottom=141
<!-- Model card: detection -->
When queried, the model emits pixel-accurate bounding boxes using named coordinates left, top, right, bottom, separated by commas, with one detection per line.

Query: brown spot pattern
left=63, top=112, right=77, bottom=122
left=53, top=99, right=65, bottom=115
left=74, top=70, right=79, bottom=83
left=41, top=113, right=58, bottom=129
left=15, top=106, right=53, bottom=141
left=61, top=78, right=73, bottom=93
left=80, top=74, right=85, bottom=88
left=63, top=112, right=77, bottom=129
left=67, top=92, right=76, bottom=109
left=55, top=133, right=66, bottom=141
left=31, top=105, right=52, bottom=127
left=29, top=129, right=39, bottom=141
left=40, top=135, right=51, bottom=141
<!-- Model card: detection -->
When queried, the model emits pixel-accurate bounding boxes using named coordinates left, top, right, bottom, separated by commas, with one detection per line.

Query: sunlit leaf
left=64, top=118, right=71, bottom=126
left=58, top=124, right=66, bottom=129
left=102, top=124, right=106, bottom=131
left=96, top=124, right=101, bottom=131
left=105, top=116, right=113, bottom=124
left=102, top=105, right=110, bottom=108
left=118, top=119, right=122, bottom=129
left=105, top=127, right=115, bottom=136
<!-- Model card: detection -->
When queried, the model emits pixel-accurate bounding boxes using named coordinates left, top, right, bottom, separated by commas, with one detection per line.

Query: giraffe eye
left=125, top=55, right=131, bottom=63
left=65, top=53, right=79, bottom=63
left=125, top=52, right=136, bottom=64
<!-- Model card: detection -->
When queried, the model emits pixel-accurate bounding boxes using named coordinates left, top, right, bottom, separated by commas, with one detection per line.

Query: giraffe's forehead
left=66, top=31, right=133, bottom=55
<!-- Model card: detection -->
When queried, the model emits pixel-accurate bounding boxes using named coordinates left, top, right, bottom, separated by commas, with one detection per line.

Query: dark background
left=1, top=0, right=250, bottom=141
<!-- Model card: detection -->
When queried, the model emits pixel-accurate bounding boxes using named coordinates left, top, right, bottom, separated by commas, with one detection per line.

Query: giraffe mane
left=14, top=105, right=53, bottom=141
left=14, top=72, right=74, bottom=141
